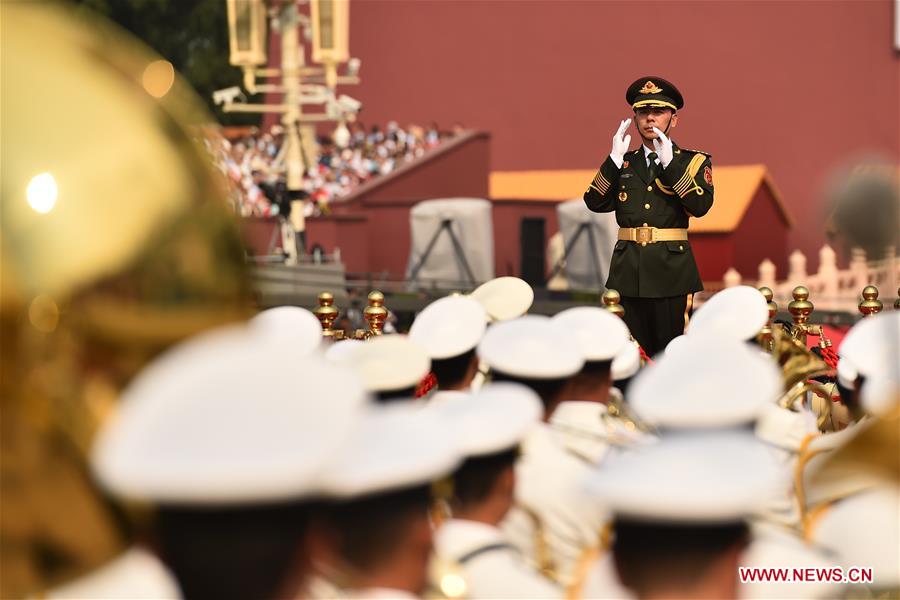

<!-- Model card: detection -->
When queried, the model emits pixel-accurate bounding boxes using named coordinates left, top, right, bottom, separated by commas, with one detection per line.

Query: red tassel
left=415, top=372, right=437, bottom=398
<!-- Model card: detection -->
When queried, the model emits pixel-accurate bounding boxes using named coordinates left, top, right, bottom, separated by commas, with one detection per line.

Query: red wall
left=731, top=188, right=790, bottom=282
left=268, top=0, right=899, bottom=271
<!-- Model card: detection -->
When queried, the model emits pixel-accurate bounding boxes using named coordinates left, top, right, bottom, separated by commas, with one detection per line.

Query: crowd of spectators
left=202, top=121, right=462, bottom=219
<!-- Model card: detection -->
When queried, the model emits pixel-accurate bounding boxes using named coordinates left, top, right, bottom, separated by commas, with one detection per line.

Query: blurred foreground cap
left=431, top=383, right=542, bottom=458
left=551, top=306, right=630, bottom=362
left=92, top=325, right=367, bottom=504
left=250, top=306, right=322, bottom=356
left=585, top=430, right=783, bottom=522
left=839, top=311, right=900, bottom=404
left=470, top=277, right=534, bottom=322
left=629, top=336, right=780, bottom=428
left=409, top=295, right=487, bottom=359
left=348, top=335, right=431, bottom=392
left=324, top=338, right=365, bottom=364
left=611, top=340, right=641, bottom=381
left=688, top=286, right=769, bottom=342
left=477, top=315, right=584, bottom=379
left=316, top=402, right=462, bottom=498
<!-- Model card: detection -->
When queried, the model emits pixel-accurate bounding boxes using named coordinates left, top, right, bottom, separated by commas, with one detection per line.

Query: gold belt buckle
left=635, top=226, right=654, bottom=245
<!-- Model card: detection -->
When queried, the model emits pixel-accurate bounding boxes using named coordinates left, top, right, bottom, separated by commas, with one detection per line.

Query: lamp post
left=222, top=0, right=361, bottom=262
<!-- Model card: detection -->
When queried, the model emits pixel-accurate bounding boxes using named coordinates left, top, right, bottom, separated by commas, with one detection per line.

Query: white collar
left=642, top=145, right=660, bottom=163
left=344, top=588, right=420, bottom=599
left=435, top=519, right=507, bottom=559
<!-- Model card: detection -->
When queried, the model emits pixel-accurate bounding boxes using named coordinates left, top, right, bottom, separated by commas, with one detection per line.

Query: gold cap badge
left=639, top=80, right=663, bottom=94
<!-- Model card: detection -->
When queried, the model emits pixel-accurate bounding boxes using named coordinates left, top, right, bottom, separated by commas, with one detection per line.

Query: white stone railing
left=720, top=245, right=899, bottom=312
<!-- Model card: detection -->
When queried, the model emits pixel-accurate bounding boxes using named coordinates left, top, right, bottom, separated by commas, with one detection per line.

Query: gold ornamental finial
left=894, top=286, right=900, bottom=310
left=759, top=286, right=778, bottom=320
left=364, top=290, right=388, bottom=336
left=858, top=285, right=883, bottom=317
left=788, top=286, right=813, bottom=327
left=313, top=291, right=340, bottom=337
left=758, top=287, right=777, bottom=352
left=602, top=289, right=625, bottom=318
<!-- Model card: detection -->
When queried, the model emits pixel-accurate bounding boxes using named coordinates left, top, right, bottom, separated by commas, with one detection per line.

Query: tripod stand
left=546, top=221, right=605, bottom=288
left=408, top=219, right=477, bottom=285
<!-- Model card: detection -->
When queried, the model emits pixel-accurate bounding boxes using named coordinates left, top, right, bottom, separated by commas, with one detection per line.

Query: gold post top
left=858, top=285, right=883, bottom=317
left=364, top=290, right=388, bottom=335
left=313, top=291, right=339, bottom=336
left=758, top=286, right=777, bottom=319
left=788, top=286, right=813, bottom=326
left=602, top=289, right=625, bottom=318
left=895, top=287, right=900, bottom=310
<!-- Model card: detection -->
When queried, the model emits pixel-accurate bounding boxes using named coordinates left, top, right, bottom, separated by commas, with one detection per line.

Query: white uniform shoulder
left=436, top=519, right=562, bottom=599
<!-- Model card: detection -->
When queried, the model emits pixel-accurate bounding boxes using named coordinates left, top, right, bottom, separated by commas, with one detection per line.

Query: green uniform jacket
left=583, top=144, right=714, bottom=298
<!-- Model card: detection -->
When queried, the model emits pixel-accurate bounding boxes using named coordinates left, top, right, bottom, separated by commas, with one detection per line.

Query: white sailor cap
left=470, top=276, right=534, bottom=322
left=688, top=286, right=769, bottom=342
left=92, top=324, right=367, bottom=505
left=810, top=486, right=900, bottom=587
left=348, top=335, right=431, bottom=392
left=316, top=402, right=462, bottom=498
left=838, top=311, right=900, bottom=382
left=409, top=295, right=487, bottom=359
left=323, top=338, right=364, bottom=364
left=860, top=376, right=900, bottom=416
left=250, top=306, right=323, bottom=356
left=551, top=306, right=630, bottom=362
left=629, top=336, right=780, bottom=428
left=431, top=382, right=542, bottom=457
left=477, top=315, right=584, bottom=379
left=663, top=334, right=690, bottom=357
left=611, top=340, right=641, bottom=381
left=585, top=429, right=784, bottom=522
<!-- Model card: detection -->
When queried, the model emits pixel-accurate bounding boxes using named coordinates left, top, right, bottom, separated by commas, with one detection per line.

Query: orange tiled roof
left=489, top=165, right=793, bottom=232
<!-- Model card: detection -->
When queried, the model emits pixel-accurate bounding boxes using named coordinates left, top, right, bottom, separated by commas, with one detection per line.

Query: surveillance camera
left=347, top=58, right=361, bottom=77
left=336, top=94, right=362, bottom=114
left=212, top=86, right=243, bottom=106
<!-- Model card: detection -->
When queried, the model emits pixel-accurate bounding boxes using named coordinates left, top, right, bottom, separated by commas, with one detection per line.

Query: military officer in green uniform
left=584, top=76, right=713, bottom=357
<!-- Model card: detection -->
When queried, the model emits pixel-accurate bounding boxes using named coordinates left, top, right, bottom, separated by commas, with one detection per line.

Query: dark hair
left=452, top=446, right=518, bottom=510
left=612, top=518, right=749, bottom=597
left=571, top=359, right=613, bottom=392
left=376, top=386, right=418, bottom=403
left=431, top=349, right=477, bottom=389
left=156, top=500, right=311, bottom=600
left=491, top=370, right=568, bottom=413
left=314, top=485, right=432, bottom=571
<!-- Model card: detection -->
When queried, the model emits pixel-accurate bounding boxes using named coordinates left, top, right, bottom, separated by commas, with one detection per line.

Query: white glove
left=651, top=127, right=673, bottom=168
left=609, top=119, right=631, bottom=167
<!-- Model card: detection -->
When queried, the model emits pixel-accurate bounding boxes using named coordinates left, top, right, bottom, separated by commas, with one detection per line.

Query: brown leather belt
left=618, top=226, right=688, bottom=245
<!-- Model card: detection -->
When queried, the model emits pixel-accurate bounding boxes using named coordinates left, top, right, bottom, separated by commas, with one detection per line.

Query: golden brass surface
left=601, top=289, right=625, bottom=318
left=617, top=226, right=688, bottom=243
left=363, top=290, right=388, bottom=336
left=1, top=4, right=251, bottom=595
left=858, top=285, right=883, bottom=317
left=757, top=286, right=777, bottom=352
left=313, top=291, right=342, bottom=338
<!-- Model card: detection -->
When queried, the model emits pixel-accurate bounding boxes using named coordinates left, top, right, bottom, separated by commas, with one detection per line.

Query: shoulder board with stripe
left=677, top=147, right=712, bottom=159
